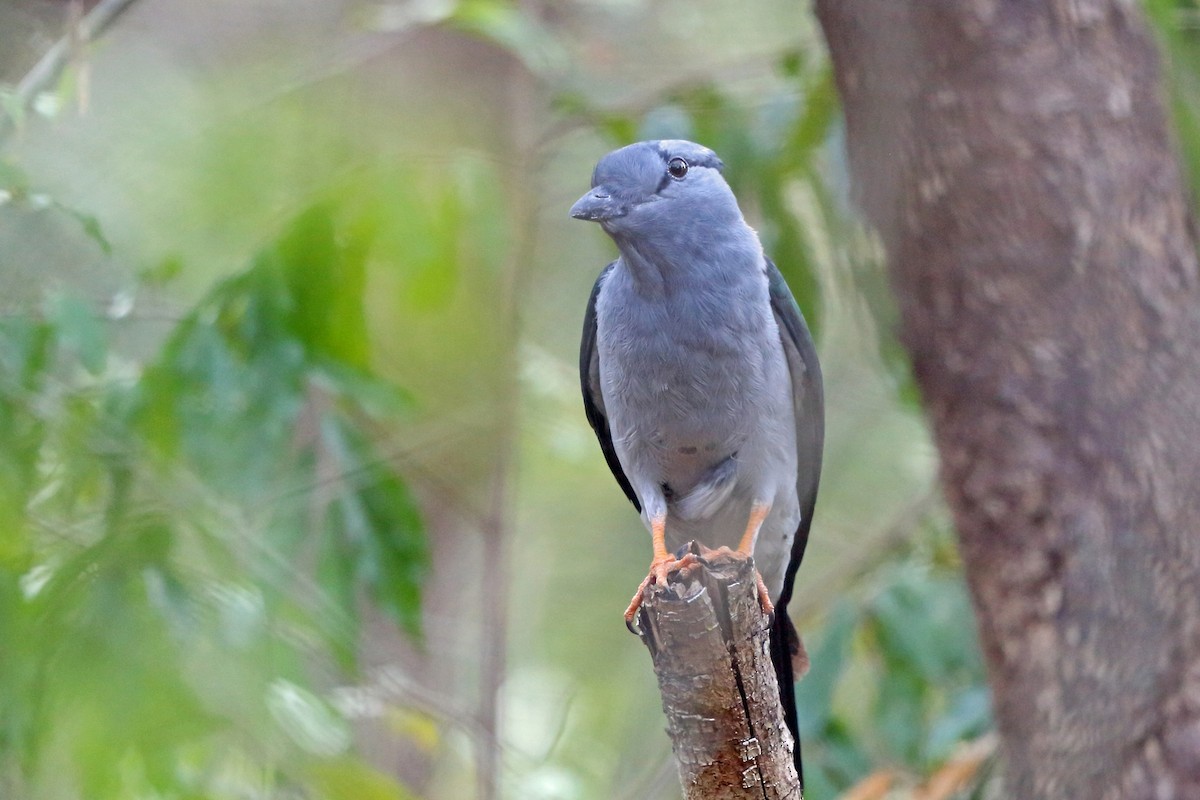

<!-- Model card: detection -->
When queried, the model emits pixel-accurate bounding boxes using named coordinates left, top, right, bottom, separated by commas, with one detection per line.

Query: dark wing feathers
left=767, top=257, right=823, bottom=789
left=766, top=257, right=824, bottom=609
left=580, top=262, right=641, bottom=511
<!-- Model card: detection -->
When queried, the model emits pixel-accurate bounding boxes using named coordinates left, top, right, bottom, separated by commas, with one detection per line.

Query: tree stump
left=631, top=541, right=802, bottom=800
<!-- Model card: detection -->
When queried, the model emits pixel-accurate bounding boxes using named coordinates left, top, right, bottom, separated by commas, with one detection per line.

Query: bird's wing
left=766, top=257, right=824, bottom=608
left=581, top=262, right=642, bottom=512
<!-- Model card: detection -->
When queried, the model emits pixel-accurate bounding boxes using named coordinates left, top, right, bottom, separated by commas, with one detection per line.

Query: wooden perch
left=631, top=541, right=802, bottom=800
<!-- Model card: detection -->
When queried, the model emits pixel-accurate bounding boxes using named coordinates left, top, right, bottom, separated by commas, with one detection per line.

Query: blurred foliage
left=0, top=203, right=427, bottom=798
left=1147, top=0, right=1200, bottom=191
left=796, top=524, right=992, bottom=799
left=0, top=158, right=111, bottom=254
left=141, top=205, right=427, bottom=645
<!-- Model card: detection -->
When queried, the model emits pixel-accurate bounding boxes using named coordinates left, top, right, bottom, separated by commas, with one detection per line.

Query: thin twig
left=1, top=0, right=142, bottom=144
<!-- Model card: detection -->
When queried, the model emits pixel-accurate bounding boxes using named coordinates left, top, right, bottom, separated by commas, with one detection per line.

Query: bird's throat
left=614, top=233, right=761, bottom=301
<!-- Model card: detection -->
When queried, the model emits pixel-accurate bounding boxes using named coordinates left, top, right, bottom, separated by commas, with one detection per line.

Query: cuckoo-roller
left=572, top=139, right=823, bottom=784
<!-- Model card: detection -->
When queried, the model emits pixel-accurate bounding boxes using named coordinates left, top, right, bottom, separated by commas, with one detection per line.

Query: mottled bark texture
left=814, top=1, right=1200, bottom=797
left=633, top=544, right=801, bottom=799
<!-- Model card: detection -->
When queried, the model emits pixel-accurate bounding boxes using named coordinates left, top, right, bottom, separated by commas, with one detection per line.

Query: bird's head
left=570, top=140, right=742, bottom=248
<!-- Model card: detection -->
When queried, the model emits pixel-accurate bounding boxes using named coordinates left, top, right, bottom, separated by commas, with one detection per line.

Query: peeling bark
left=633, top=543, right=801, bottom=800
left=815, top=2, right=1200, bottom=797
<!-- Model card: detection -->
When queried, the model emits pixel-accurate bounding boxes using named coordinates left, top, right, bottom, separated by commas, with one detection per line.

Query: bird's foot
left=708, top=545, right=775, bottom=617
left=624, top=552, right=701, bottom=630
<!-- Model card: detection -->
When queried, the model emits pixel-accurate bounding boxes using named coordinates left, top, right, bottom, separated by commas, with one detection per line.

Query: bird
left=572, top=139, right=823, bottom=785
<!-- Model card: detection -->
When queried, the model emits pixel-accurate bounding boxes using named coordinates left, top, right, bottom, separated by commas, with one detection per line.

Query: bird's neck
left=613, top=224, right=763, bottom=299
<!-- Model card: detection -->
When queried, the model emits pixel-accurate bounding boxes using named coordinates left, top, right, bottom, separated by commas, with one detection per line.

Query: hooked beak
left=570, top=187, right=627, bottom=222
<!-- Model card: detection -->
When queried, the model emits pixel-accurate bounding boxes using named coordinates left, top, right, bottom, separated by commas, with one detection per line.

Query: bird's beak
left=570, top=187, right=626, bottom=222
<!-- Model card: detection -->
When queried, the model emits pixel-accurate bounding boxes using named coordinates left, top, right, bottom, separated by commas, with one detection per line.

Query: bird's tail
left=770, top=604, right=804, bottom=790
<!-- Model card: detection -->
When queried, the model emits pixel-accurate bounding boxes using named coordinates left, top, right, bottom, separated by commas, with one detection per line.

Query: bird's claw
left=705, top=545, right=775, bottom=617
left=623, top=552, right=701, bottom=633
left=755, top=570, right=775, bottom=618
left=622, top=571, right=657, bottom=627
left=623, top=547, right=772, bottom=631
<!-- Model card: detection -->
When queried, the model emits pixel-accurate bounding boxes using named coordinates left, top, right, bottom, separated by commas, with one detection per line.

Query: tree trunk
left=815, top=2, right=1200, bottom=797
left=632, top=543, right=802, bottom=799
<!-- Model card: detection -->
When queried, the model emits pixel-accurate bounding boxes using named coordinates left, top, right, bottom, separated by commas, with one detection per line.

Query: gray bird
left=572, top=139, right=823, bottom=783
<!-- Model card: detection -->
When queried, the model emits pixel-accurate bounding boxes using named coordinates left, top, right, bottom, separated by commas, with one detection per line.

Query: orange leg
left=715, top=501, right=774, bottom=615
left=736, top=501, right=771, bottom=555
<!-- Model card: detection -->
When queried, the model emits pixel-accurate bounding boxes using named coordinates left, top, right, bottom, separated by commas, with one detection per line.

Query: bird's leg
left=736, top=501, right=771, bottom=555
left=713, top=500, right=774, bottom=615
left=624, top=512, right=699, bottom=623
left=624, top=512, right=668, bottom=623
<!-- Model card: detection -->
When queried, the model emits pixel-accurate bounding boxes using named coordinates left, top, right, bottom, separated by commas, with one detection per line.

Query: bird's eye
left=667, top=157, right=689, bottom=179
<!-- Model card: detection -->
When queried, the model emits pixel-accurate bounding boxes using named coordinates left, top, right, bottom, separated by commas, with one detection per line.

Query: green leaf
left=55, top=203, right=113, bottom=256
left=275, top=205, right=372, bottom=368
left=315, top=361, right=414, bottom=422
left=135, top=207, right=427, bottom=650
left=870, top=574, right=948, bottom=682
left=0, top=313, right=52, bottom=394
left=0, top=90, right=25, bottom=131
left=266, top=679, right=351, bottom=756
left=324, top=418, right=428, bottom=639
left=812, top=719, right=873, bottom=791
left=138, top=254, right=184, bottom=287
left=30, top=519, right=223, bottom=797
left=316, top=508, right=361, bottom=670
left=449, top=0, right=567, bottom=76
left=782, top=67, right=838, bottom=172
left=0, top=158, right=29, bottom=195
left=140, top=256, right=308, bottom=487
left=874, top=665, right=926, bottom=763
left=308, top=756, right=419, bottom=800
left=47, top=294, right=108, bottom=375
left=373, top=168, right=476, bottom=313
left=0, top=316, right=52, bottom=559
left=778, top=49, right=804, bottom=78
left=795, top=600, right=859, bottom=738
left=2, top=188, right=431, bottom=797
left=597, top=114, right=639, bottom=146
left=926, top=686, right=992, bottom=761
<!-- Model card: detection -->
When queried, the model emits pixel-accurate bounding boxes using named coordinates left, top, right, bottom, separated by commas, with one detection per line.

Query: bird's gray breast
left=595, top=261, right=784, bottom=499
